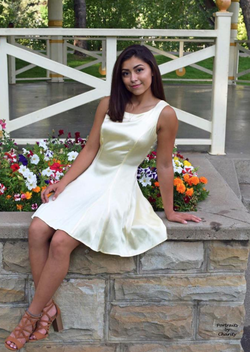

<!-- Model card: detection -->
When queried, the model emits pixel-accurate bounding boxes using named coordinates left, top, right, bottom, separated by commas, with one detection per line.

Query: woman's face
left=121, top=56, right=153, bottom=96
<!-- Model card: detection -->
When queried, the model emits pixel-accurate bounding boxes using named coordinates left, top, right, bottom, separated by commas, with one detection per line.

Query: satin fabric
left=32, top=100, right=169, bottom=257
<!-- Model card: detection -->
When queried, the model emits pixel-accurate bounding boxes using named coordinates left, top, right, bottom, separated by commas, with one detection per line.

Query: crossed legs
left=5, top=217, right=81, bottom=349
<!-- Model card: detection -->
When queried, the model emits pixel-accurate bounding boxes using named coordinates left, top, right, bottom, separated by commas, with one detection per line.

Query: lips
left=131, top=84, right=141, bottom=88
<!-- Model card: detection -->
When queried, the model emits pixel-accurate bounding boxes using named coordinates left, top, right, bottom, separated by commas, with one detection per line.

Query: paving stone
left=109, top=304, right=193, bottom=340
left=3, top=241, right=30, bottom=273
left=114, top=274, right=246, bottom=302
left=123, top=342, right=243, bottom=352
left=208, top=241, right=249, bottom=271
left=198, top=304, right=245, bottom=339
left=0, top=277, right=25, bottom=303
left=140, top=241, right=204, bottom=271
left=69, top=244, right=136, bottom=274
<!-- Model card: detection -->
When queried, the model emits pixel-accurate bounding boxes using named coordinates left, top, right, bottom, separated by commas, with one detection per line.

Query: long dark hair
left=108, top=45, right=166, bottom=122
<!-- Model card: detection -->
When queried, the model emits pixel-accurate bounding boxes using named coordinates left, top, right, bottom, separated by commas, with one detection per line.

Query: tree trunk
left=240, top=0, right=250, bottom=49
left=73, top=0, right=87, bottom=56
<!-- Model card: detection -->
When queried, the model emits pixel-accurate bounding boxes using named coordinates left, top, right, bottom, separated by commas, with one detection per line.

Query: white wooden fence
left=0, top=12, right=232, bottom=154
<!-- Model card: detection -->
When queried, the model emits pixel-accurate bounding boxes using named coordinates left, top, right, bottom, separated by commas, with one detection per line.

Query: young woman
left=5, top=44, right=202, bottom=350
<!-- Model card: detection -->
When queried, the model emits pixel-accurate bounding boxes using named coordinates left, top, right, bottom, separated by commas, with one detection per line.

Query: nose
left=130, top=72, right=138, bottom=83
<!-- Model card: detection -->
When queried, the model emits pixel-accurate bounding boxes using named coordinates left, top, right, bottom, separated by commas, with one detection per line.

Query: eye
left=122, top=71, right=129, bottom=77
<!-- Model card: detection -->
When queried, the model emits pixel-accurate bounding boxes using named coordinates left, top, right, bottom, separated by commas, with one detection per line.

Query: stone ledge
left=1, top=156, right=250, bottom=241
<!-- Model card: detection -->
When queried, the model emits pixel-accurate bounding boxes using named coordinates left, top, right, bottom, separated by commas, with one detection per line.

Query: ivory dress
left=31, top=100, right=169, bottom=257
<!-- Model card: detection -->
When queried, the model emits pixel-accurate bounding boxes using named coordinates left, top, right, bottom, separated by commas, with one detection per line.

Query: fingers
left=41, top=185, right=55, bottom=203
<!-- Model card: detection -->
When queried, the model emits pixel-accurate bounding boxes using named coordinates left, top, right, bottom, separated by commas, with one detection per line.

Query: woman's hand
left=166, top=211, right=202, bottom=224
left=41, top=181, right=66, bottom=204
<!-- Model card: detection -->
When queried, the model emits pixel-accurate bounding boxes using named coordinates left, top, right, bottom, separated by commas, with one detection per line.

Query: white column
left=7, top=36, right=16, bottom=84
left=210, top=12, right=232, bottom=155
left=228, top=0, right=240, bottom=85
left=0, top=37, right=10, bottom=133
left=106, top=37, right=117, bottom=94
left=48, top=0, right=64, bottom=82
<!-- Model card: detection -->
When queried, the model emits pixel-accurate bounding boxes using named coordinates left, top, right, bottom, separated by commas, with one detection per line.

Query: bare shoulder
left=157, top=105, right=178, bottom=133
left=94, top=96, right=110, bottom=122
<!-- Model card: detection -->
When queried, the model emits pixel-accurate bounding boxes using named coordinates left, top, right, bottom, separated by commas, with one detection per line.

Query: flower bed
left=0, top=120, right=208, bottom=212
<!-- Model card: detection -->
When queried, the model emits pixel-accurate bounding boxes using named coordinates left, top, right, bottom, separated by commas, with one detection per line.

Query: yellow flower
left=185, top=188, right=194, bottom=197
left=25, top=192, right=32, bottom=200
left=32, top=186, right=41, bottom=193
left=184, top=160, right=191, bottom=166
left=173, top=157, right=179, bottom=161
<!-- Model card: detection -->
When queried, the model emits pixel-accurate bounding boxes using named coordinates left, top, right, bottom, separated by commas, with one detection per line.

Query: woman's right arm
left=41, top=96, right=109, bottom=203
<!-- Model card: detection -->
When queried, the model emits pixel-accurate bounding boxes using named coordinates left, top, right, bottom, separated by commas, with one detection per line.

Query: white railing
left=0, top=14, right=232, bottom=155
left=234, top=40, right=250, bottom=84
left=7, top=36, right=215, bottom=83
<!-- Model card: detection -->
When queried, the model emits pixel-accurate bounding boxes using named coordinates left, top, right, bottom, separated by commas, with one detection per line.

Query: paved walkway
left=9, top=82, right=250, bottom=157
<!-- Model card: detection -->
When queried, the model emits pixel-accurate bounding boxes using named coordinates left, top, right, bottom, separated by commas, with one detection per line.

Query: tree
left=240, top=0, right=250, bottom=48
left=73, top=0, right=87, bottom=55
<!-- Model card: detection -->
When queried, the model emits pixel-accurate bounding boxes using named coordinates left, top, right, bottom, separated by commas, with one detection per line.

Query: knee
left=49, top=232, right=72, bottom=260
left=28, top=218, right=54, bottom=247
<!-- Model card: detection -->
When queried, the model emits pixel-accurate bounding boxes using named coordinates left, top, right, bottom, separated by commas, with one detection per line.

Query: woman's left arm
left=156, top=106, right=202, bottom=224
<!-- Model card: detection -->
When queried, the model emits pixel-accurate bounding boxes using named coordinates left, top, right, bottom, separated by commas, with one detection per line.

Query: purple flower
left=45, top=180, right=50, bottom=184
left=18, top=154, right=28, bottom=166
left=31, top=203, right=38, bottom=210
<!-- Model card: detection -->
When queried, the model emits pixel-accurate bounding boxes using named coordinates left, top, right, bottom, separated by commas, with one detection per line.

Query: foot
left=5, top=310, right=41, bottom=350
left=29, top=301, right=57, bottom=340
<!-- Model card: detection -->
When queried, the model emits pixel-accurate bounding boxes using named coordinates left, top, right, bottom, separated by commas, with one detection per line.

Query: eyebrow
left=121, top=64, right=144, bottom=71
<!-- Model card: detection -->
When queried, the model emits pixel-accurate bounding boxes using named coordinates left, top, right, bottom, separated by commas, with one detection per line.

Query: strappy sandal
left=5, top=309, right=42, bottom=351
left=28, top=300, right=63, bottom=341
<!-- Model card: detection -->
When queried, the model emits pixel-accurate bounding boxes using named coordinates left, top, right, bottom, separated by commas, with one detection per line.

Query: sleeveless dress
left=31, top=100, right=169, bottom=257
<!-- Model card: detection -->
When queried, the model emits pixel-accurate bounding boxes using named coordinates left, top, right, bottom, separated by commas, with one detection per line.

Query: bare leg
left=6, top=229, right=80, bottom=349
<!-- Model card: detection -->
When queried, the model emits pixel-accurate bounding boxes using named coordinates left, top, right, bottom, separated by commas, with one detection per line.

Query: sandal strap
left=36, top=301, right=58, bottom=332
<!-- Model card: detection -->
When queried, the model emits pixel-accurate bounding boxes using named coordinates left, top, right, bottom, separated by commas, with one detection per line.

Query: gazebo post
left=48, top=0, right=64, bottom=82
left=228, top=0, right=240, bottom=85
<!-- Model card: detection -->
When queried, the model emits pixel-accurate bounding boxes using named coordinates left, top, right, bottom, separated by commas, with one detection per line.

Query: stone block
left=114, top=274, right=246, bottom=302
left=109, top=303, right=193, bottom=340
left=0, top=243, right=3, bottom=272
left=208, top=241, right=249, bottom=271
left=198, top=304, right=245, bottom=339
left=0, top=307, right=26, bottom=338
left=0, top=277, right=25, bottom=303
left=3, top=241, right=30, bottom=273
left=234, top=160, right=250, bottom=184
left=24, top=344, right=116, bottom=352
left=140, top=241, right=204, bottom=271
left=45, top=279, right=105, bottom=341
left=123, top=342, right=243, bottom=352
left=69, top=245, right=136, bottom=274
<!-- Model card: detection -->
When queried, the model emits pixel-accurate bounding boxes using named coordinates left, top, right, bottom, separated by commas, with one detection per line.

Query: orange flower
left=174, top=178, right=183, bottom=186
left=47, top=192, right=53, bottom=198
left=41, top=186, right=47, bottom=191
left=32, top=186, right=41, bottom=193
left=199, top=176, right=207, bottom=184
left=189, top=176, right=199, bottom=186
left=6, top=195, right=11, bottom=199
left=154, top=182, right=160, bottom=187
left=185, top=188, right=194, bottom=197
left=203, top=187, right=206, bottom=191
left=183, top=174, right=190, bottom=183
left=176, top=183, right=186, bottom=194
left=16, top=204, right=23, bottom=211
left=25, top=192, right=32, bottom=200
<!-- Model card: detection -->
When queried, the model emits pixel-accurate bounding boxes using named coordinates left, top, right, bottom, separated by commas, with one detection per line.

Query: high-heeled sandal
left=5, top=309, right=42, bottom=351
left=28, top=300, right=63, bottom=341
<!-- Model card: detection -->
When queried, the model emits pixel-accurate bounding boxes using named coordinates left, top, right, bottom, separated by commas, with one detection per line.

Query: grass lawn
left=15, top=53, right=250, bottom=85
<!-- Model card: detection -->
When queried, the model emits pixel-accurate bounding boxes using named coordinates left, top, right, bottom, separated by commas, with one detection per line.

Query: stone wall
left=0, top=236, right=249, bottom=352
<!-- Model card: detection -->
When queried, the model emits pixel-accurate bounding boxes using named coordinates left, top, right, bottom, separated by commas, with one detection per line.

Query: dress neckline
left=124, top=100, right=163, bottom=116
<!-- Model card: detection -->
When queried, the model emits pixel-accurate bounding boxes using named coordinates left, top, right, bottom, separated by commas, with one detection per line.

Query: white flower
left=42, top=167, right=54, bottom=177
left=139, top=176, right=151, bottom=187
left=39, top=140, right=48, bottom=150
left=44, top=149, right=53, bottom=161
left=25, top=180, right=37, bottom=190
left=55, top=171, right=64, bottom=181
left=18, top=165, right=27, bottom=176
left=26, top=172, right=37, bottom=184
left=67, top=151, right=79, bottom=161
left=22, top=148, right=28, bottom=155
left=174, top=166, right=183, bottom=174
left=30, top=154, right=40, bottom=165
